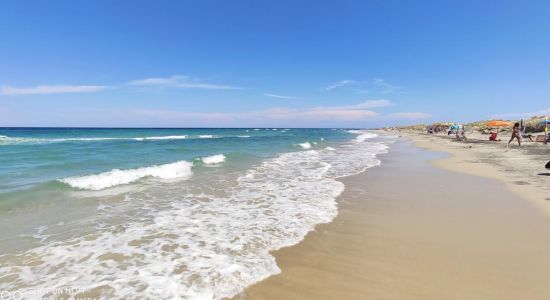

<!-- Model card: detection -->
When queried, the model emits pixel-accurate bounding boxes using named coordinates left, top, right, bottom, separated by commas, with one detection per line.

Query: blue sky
left=0, top=0, right=549, bottom=127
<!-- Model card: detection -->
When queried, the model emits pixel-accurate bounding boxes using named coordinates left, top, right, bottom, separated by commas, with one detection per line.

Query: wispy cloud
left=127, top=75, right=243, bottom=90
left=259, top=99, right=394, bottom=121
left=325, top=80, right=356, bottom=91
left=372, top=78, right=401, bottom=94
left=129, top=99, right=420, bottom=125
left=385, top=112, right=431, bottom=120
left=132, top=105, right=378, bottom=123
left=325, top=78, right=401, bottom=94
left=263, top=93, right=297, bottom=100
left=0, top=85, right=107, bottom=95
left=337, top=99, right=394, bottom=110
left=490, top=108, right=550, bottom=119
left=132, top=109, right=236, bottom=123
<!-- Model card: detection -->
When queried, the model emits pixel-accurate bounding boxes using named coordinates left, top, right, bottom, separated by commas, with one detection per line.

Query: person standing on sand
left=507, top=122, right=521, bottom=148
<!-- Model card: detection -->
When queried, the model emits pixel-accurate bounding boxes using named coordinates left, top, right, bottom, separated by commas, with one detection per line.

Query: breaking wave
left=59, top=161, right=193, bottom=190
left=201, top=154, right=226, bottom=165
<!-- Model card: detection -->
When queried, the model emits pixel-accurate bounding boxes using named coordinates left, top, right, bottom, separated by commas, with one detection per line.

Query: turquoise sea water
left=0, top=128, right=346, bottom=195
left=0, top=128, right=395, bottom=299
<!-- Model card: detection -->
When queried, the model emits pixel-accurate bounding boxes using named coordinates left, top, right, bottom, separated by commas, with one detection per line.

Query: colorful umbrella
left=486, top=120, right=513, bottom=127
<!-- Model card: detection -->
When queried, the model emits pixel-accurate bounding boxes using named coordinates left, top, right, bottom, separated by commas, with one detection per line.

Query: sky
left=0, top=0, right=549, bottom=127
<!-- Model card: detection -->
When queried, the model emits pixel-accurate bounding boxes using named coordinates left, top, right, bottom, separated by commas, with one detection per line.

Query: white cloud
left=262, top=107, right=378, bottom=121
left=127, top=75, right=243, bottom=90
left=0, top=85, right=107, bottom=95
left=490, top=108, right=550, bottom=119
left=336, top=99, right=394, bottom=110
left=130, top=106, right=431, bottom=125
left=325, top=80, right=356, bottom=91
left=131, top=100, right=390, bottom=124
left=326, top=78, right=401, bottom=94
left=132, top=109, right=235, bottom=123
left=264, top=93, right=297, bottom=100
left=129, top=99, right=430, bottom=125
left=385, top=112, right=431, bottom=119
left=372, top=78, right=400, bottom=94
left=304, top=109, right=377, bottom=120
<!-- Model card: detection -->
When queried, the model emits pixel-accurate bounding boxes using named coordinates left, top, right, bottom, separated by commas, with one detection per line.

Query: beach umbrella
left=486, top=120, right=513, bottom=138
left=486, top=120, right=513, bottom=128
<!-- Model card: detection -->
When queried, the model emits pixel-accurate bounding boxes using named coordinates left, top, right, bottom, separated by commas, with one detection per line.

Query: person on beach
left=507, top=122, right=521, bottom=148
left=455, top=125, right=466, bottom=140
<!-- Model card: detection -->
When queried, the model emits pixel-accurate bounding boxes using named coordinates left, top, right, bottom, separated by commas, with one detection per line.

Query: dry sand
left=236, top=138, right=550, bottom=300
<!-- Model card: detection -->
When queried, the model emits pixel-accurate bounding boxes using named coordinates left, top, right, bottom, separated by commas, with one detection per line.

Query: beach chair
left=520, top=126, right=535, bottom=142
left=535, top=135, right=547, bottom=142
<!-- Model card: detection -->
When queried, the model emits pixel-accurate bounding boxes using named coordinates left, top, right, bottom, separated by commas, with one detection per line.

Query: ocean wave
left=201, top=154, right=226, bottom=165
left=59, top=160, right=193, bottom=190
left=354, top=133, right=378, bottom=143
left=0, top=135, right=189, bottom=145
left=297, top=142, right=312, bottom=149
left=133, top=135, right=188, bottom=141
left=1, top=134, right=396, bottom=299
left=346, top=130, right=379, bottom=143
left=0, top=134, right=261, bottom=145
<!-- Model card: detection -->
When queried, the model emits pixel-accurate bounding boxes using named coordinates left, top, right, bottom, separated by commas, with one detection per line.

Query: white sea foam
left=237, top=135, right=250, bottom=138
left=201, top=154, right=226, bottom=165
left=31, top=225, right=50, bottom=243
left=59, top=161, right=193, bottom=190
left=199, top=135, right=214, bottom=138
left=354, top=133, right=378, bottom=143
left=134, top=135, right=187, bottom=141
left=297, top=142, right=312, bottom=149
left=1, top=134, right=395, bottom=300
left=347, top=130, right=379, bottom=143
left=0, top=135, right=190, bottom=145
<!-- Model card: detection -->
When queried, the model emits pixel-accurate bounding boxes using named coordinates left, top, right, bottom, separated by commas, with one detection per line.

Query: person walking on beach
left=507, top=122, right=521, bottom=148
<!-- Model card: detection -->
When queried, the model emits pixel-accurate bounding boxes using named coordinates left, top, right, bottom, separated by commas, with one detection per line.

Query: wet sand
left=237, top=139, right=550, bottom=299
left=404, top=131, right=550, bottom=216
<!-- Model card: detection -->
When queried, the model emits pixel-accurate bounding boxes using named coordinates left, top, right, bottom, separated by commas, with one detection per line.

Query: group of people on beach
left=427, top=122, right=527, bottom=148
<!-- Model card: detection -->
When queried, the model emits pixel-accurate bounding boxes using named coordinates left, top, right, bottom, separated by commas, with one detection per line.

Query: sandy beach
left=238, top=138, right=550, bottom=299
left=405, top=131, right=550, bottom=216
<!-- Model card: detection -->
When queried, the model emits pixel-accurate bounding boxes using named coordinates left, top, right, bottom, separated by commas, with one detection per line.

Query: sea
left=0, top=128, right=396, bottom=299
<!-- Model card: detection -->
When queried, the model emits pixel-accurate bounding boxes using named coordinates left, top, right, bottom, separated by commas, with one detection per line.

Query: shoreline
left=238, top=138, right=550, bottom=299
